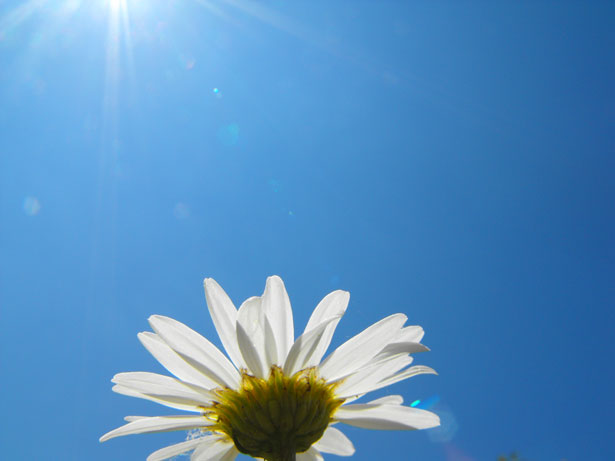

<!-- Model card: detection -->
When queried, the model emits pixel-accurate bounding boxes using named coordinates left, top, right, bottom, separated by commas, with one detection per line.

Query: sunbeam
left=0, top=0, right=47, bottom=40
left=102, top=0, right=135, bottom=152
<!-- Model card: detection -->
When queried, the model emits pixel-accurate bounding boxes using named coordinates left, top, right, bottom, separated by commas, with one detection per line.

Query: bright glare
left=109, top=0, right=123, bottom=11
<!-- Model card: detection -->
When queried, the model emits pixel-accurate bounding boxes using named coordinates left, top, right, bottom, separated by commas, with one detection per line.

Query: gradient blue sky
left=1, top=1, right=613, bottom=460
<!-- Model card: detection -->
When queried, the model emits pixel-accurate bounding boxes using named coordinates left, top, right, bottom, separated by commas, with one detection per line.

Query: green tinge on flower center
left=205, top=366, right=344, bottom=461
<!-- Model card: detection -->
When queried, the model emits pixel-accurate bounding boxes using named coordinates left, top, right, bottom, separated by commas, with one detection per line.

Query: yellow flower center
left=205, top=366, right=344, bottom=461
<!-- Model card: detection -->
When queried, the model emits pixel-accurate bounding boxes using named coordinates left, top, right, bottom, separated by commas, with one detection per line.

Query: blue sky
left=1, top=1, right=613, bottom=460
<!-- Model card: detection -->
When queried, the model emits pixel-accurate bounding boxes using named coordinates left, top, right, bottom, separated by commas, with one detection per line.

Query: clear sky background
left=1, top=1, right=613, bottom=460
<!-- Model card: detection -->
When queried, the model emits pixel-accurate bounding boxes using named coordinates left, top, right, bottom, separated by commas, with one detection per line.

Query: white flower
left=100, top=276, right=440, bottom=461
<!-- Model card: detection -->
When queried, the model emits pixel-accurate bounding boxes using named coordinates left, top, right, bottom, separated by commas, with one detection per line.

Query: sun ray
left=0, top=0, right=48, bottom=40
left=101, top=0, right=136, bottom=154
left=193, top=0, right=235, bottom=22
left=119, top=0, right=136, bottom=98
left=103, top=0, right=121, bottom=129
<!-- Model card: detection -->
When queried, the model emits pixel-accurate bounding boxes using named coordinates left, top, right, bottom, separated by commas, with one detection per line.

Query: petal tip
left=203, top=277, right=218, bottom=288
left=335, top=289, right=350, bottom=301
left=265, top=275, right=286, bottom=288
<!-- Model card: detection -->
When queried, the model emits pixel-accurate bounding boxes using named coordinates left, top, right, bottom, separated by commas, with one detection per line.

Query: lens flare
left=414, top=395, right=440, bottom=410
left=173, top=203, right=190, bottom=219
left=23, top=197, right=41, bottom=216
left=218, top=123, right=240, bottom=146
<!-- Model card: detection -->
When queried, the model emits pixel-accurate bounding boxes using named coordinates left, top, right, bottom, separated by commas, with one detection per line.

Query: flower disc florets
left=207, top=366, right=344, bottom=461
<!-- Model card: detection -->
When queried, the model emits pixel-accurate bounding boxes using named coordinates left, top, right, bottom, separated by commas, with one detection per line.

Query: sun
left=109, top=0, right=125, bottom=10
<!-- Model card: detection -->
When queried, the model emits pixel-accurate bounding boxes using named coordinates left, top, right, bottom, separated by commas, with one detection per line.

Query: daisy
left=100, top=276, right=440, bottom=461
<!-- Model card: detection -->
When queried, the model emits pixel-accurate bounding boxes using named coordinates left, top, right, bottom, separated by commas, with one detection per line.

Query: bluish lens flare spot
left=417, top=395, right=440, bottom=409
left=23, top=197, right=41, bottom=216
left=428, top=408, right=458, bottom=443
left=268, top=179, right=280, bottom=193
left=411, top=400, right=421, bottom=407
left=173, top=202, right=190, bottom=219
left=218, top=123, right=240, bottom=146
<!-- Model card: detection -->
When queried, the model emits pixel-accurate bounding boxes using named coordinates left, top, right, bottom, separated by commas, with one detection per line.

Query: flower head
left=101, top=276, right=440, bottom=460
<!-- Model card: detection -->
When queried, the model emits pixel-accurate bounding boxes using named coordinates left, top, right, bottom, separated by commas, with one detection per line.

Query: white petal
left=219, top=446, right=239, bottom=461
left=112, top=372, right=215, bottom=401
left=302, top=290, right=349, bottom=366
left=376, top=341, right=430, bottom=359
left=367, top=395, right=404, bottom=405
left=335, top=404, right=440, bottom=430
left=138, top=332, right=218, bottom=390
left=236, top=296, right=268, bottom=378
left=343, top=388, right=406, bottom=405
left=339, top=365, right=435, bottom=402
left=304, top=290, right=349, bottom=333
left=236, top=326, right=265, bottom=380
left=147, top=437, right=206, bottom=461
left=191, top=437, right=236, bottom=461
left=204, top=278, right=245, bottom=369
left=236, top=293, right=279, bottom=373
left=113, top=385, right=203, bottom=413
left=283, top=315, right=341, bottom=376
left=262, top=275, right=294, bottom=364
left=100, top=416, right=212, bottom=442
left=371, top=365, right=438, bottom=393
left=263, top=313, right=279, bottom=370
left=319, top=313, right=407, bottom=382
left=334, top=354, right=414, bottom=399
left=313, top=426, right=355, bottom=456
left=296, top=447, right=323, bottom=461
left=181, top=435, right=222, bottom=460
left=111, top=372, right=214, bottom=412
left=149, top=315, right=240, bottom=389
left=396, top=325, right=425, bottom=343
